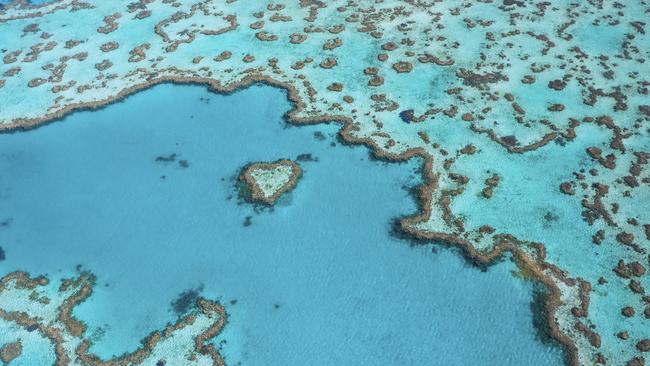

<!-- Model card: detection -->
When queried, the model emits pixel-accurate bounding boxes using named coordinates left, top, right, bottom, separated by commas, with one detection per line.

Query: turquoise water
left=0, top=84, right=563, bottom=365
left=0, top=318, right=55, bottom=366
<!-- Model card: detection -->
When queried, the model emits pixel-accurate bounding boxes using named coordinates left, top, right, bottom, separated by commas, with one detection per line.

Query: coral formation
left=239, top=159, right=301, bottom=205
left=0, top=0, right=648, bottom=364
left=0, top=271, right=227, bottom=365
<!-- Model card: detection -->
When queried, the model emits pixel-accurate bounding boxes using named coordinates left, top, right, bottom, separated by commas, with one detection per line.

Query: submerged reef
left=239, top=159, right=301, bottom=205
left=0, top=0, right=649, bottom=364
left=0, top=271, right=227, bottom=365
left=0, top=340, right=22, bottom=363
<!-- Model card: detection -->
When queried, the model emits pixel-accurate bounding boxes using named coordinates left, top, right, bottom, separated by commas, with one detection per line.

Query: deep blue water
left=0, top=84, right=564, bottom=365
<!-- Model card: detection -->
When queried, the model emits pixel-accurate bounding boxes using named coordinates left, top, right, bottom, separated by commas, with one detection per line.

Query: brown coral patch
left=319, top=57, right=337, bottom=69
left=239, top=159, right=302, bottom=205
left=392, top=61, right=413, bottom=73
left=213, top=51, right=232, bottom=62
left=289, top=33, right=307, bottom=44
left=0, top=341, right=22, bottom=363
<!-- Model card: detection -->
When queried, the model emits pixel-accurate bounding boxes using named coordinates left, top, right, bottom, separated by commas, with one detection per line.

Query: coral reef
left=239, top=159, right=301, bottom=205
left=0, top=0, right=648, bottom=364
left=0, top=271, right=227, bottom=365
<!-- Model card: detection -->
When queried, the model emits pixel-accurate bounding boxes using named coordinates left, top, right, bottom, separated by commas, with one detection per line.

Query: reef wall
left=0, top=0, right=649, bottom=364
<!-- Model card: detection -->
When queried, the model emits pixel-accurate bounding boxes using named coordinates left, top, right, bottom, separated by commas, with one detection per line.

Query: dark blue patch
left=399, top=109, right=415, bottom=123
left=501, top=135, right=519, bottom=146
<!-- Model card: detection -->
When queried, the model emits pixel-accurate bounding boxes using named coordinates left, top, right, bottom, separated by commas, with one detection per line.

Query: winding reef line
left=0, top=271, right=228, bottom=365
left=0, top=72, right=579, bottom=365
left=3, top=0, right=650, bottom=363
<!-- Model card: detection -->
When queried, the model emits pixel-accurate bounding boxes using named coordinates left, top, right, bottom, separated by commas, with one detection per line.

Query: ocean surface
left=0, top=84, right=564, bottom=365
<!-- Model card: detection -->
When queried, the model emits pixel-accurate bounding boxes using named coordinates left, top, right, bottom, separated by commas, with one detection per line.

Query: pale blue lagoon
left=0, top=84, right=564, bottom=365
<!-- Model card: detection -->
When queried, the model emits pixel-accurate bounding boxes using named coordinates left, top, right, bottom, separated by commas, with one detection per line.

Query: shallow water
left=0, top=84, right=564, bottom=365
